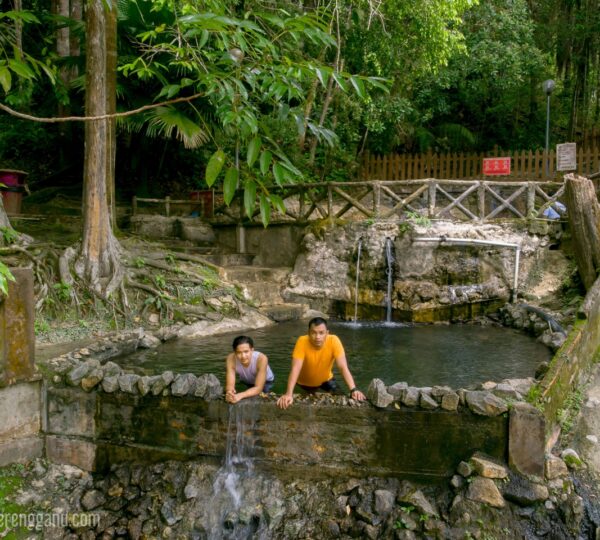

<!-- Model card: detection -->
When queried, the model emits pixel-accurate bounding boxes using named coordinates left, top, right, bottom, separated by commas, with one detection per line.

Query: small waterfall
left=206, top=403, right=267, bottom=540
left=385, top=237, right=394, bottom=322
left=354, top=237, right=363, bottom=322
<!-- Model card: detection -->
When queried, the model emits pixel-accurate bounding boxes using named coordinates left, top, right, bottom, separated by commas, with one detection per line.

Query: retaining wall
left=44, top=385, right=511, bottom=480
left=539, top=276, right=600, bottom=432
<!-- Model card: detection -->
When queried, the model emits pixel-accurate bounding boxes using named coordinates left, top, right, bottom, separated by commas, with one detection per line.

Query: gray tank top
left=235, top=350, right=274, bottom=385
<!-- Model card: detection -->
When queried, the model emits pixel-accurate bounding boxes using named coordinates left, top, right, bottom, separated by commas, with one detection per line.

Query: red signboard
left=482, top=157, right=511, bottom=176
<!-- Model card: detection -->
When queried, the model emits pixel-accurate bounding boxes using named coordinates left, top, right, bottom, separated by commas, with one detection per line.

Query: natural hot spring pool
left=116, top=320, right=552, bottom=392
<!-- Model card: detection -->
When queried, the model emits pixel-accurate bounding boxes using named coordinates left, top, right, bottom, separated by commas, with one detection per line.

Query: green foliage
left=0, top=262, right=14, bottom=297
left=406, top=210, right=432, bottom=227
left=134, top=257, right=146, bottom=268
left=118, top=0, right=390, bottom=224
left=52, top=281, right=72, bottom=302
left=0, top=226, right=18, bottom=245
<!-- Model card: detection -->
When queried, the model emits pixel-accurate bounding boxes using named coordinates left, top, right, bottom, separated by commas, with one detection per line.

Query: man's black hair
left=232, top=335, right=254, bottom=350
left=308, top=317, right=328, bottom=329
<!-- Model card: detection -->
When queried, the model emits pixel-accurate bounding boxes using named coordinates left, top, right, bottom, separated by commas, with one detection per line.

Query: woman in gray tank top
left=225, top=335, right=274, bottom=403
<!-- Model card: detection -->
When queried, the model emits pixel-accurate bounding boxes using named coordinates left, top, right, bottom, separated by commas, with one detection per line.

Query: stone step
left=222, top=266, right=292, bottom=284
left=259, top=303, right=306, bottom=322
left=204, top=253, right=255, bottom=267
left=240, top=282, right=286, bottom=306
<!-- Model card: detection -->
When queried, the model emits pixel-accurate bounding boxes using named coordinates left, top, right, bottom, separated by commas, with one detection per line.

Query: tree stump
left=564, top=173, right=600, bottom=290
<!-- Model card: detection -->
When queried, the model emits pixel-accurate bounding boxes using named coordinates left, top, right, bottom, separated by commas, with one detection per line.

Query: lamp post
left=542, top=79, right=556, bottom=178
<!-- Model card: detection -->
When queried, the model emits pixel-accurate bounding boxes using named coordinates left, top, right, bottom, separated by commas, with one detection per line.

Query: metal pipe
left=415, top=237, right=522, bottom=301
left=354, top=238, right=363, bottom=322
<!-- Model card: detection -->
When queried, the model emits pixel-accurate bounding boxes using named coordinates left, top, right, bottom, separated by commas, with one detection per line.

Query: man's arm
left=334, top=355, right=366, bottom=401
left=276, top=358, right=304, bottom=409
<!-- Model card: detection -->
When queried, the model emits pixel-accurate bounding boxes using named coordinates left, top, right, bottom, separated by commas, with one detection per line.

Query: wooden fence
left=360, top=147, right=600, bottom=181
left=133, top=179, right=566, bottom=224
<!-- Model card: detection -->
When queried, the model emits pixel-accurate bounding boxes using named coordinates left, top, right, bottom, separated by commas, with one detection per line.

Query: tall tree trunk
left=0, top=196, right=12, bottom=230
left=75, top=0, right=122, bottom=297
left=564, top=173, right=600, bottom=290
left=105, top=0, right=117, bottom=229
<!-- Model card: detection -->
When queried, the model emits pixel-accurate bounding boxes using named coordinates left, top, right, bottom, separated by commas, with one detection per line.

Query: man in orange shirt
left=276, top=317, right=367, bottom=409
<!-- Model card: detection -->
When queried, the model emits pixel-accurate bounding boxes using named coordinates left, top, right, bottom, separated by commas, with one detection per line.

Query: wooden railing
left=360, top=147, right=600, bottom=181
left=133, top=179, right=566, bottom=224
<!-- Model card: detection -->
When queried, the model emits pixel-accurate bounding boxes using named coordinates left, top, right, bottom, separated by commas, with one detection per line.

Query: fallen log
left=564, top=173, right=600, bottom=290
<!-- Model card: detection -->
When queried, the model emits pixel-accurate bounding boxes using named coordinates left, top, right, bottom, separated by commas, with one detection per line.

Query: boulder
left=470, top=453, right=508, bottom=479
left=545, top=455, right=569, bottom=480
left=387, top=382, right=408, bottom=400
left=81, top=369, right=104, bottom=392
left=402, top=387, right=420, bottom=407
left=501, top=473, right=549, bottom=506
left=466, top=477, right=505, bottom=508
left=139, top=334, right=161, bottom=349
left=465, top=391, right=508, bottom=416
left=441, top=392, right=460, bottom=411
left=171, top=373, right=198, bottom=396
left=373, top=489, right=395, bottom=516
left=367, top=379, right=394, bottom=408
left=101, top=376, right=119, bottom=393
left=420, top=392, right=439, bottom=410
left=118, top=374, right=141, bottom=394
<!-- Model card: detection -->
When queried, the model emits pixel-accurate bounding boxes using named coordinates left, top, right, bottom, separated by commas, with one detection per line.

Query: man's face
left=308, top=323, right=328, bottom=349
left=234, top=343, right=253, bottom=365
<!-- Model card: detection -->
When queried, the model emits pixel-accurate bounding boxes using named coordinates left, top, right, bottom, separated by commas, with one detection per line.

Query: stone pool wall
left=0, top=268, right=43, bottom=466
left=39, top=333, right=545, bottom=481
left=538, top=275, right=600, bottom=433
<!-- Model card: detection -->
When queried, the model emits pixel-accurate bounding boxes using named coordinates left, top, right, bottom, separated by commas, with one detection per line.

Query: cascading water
left=354, top=237, right=363, bottom=323
left=204, top=402, right=269, bottom=540
left=385, top=237, right=394, bottom=323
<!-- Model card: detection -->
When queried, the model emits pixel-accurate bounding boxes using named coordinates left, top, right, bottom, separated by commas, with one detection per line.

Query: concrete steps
left=204, top=253, right=255, bottom=266
left=221, top=265, right=306, bottom=322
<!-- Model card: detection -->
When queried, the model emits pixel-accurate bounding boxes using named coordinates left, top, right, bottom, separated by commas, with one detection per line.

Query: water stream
left=205, top=403, right=267, bottom=539
left=385, top=237, right=394, bottom=322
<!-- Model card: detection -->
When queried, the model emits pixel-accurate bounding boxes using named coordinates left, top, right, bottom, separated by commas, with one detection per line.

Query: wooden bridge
left=133, top=178, right=566, bottom=225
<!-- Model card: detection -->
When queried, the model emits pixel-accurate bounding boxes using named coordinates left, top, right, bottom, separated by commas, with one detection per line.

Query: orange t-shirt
left=293, top=334, right=345, bottom=387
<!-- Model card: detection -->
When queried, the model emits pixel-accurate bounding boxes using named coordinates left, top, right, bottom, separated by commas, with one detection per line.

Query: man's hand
left=350, top=389, right=366, bottom=402
left=276, top=394, right=294, bottom=409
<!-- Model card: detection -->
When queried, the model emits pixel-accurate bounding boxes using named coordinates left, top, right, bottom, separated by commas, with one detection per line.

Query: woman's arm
left=228, top=353, right=270, bottom=403
left=225, top=354, right=237, bottom=402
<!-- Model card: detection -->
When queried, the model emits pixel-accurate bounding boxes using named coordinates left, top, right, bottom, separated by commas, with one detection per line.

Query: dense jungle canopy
left=0, top=0, right=598, bottom=297
left=1, top=0, right=599, bottom=197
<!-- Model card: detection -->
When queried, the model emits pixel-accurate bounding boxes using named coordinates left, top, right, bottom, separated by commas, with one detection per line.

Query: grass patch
left=557, top=387, right=585, bottom=435
left=0, top=463, right=31, bottom=539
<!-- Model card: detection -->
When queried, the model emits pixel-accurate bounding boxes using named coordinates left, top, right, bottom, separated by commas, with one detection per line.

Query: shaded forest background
left=1, top=0, right=599, bottom=202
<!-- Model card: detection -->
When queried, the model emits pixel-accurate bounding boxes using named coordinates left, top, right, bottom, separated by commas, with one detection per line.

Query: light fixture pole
left=542, top=79, right=556, bottom=178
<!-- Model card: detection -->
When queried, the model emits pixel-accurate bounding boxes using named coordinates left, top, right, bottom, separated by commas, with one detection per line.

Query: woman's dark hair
left=308, top=317, right=328, bottom=329
left=232, top=335, right=254, bottom=350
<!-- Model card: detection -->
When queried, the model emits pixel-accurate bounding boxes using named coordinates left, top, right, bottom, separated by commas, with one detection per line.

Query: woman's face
left=234, top=343, right=254, bottom=365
